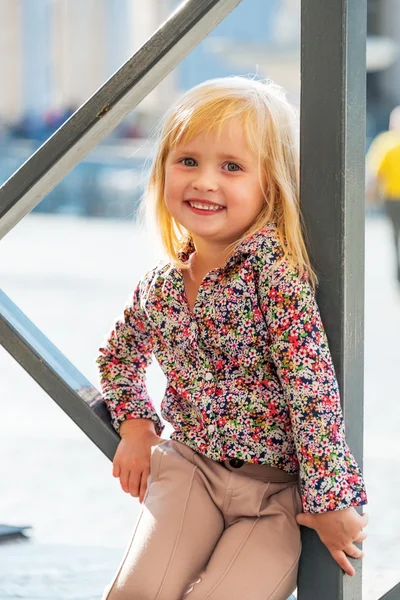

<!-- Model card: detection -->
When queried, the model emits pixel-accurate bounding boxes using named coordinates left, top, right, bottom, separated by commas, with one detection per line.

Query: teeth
left=189, top=202, right=223, bottom=211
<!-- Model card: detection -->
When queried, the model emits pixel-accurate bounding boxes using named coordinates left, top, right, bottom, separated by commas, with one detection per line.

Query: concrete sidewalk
left=0, top=541, right=121, bottom=600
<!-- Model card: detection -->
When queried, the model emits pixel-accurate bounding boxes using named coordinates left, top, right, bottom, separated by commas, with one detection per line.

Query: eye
left=223, top=162, right=241, bottom=172
left=180, top=157, right=197, bottom=167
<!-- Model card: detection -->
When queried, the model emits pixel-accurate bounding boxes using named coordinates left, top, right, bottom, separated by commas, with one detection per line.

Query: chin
left=189, top=224, right=223, bottom=238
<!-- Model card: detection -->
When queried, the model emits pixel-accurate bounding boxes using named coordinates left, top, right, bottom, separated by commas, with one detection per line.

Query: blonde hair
left=145, top=76, right=318, bottom=289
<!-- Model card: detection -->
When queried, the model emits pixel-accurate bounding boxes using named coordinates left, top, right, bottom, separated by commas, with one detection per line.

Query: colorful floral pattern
left=97, top=223, right=367, bottom=513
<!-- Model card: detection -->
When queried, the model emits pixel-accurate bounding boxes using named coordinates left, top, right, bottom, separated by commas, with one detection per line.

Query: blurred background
left=0, top=1, right=399, bottom=599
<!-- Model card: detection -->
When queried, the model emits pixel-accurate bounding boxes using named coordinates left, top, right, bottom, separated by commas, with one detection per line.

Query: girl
left=97, top=76, right=368, bottom=600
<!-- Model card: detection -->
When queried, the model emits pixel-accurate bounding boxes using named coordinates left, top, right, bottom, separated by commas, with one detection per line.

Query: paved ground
left=0, top=214, right=399, bottom=599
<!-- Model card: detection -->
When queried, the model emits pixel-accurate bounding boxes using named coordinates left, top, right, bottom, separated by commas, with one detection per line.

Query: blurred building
left=0, top=0, right=399, bottom=220
left=0, top=0, right=398, bottom=134
left=0, top=0, right=174, bottom=125
left=0, top=0, right=288, bottom=126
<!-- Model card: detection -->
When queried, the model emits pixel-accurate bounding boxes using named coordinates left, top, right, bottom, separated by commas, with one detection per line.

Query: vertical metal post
left=299, top=1, right=367, bottom=599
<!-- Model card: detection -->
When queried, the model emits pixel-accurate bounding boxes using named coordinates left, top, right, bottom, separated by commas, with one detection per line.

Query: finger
left=119, top=468, right=130, bottom=494
left=139, top=469, right=150, bottom=504
left=296, top=513, right=314, bottom=529
left=354, top=531, right=368, bottom=543
left=331, top=550, right=355, bottom=577
left=112, top=461, right=121, bottom=478
left=344, top=543, right=364, bottom=560
left=128, top=469, right=140, bottom=498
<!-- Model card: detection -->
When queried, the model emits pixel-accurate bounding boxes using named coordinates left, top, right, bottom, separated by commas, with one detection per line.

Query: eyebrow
left=216, top=153, right=251, bottom=163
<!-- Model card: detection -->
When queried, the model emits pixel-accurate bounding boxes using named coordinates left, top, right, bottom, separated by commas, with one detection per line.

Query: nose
left=191, top=167, right=218, bottom=192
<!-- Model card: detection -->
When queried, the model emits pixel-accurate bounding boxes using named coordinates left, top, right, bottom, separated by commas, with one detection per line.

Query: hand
left=296, top=507, right=368, bottom=576
left=113, top=419, right=167, bottom=503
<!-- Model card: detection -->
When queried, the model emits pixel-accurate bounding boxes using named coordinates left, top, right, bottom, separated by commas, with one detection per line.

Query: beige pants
left=103, top=440, right=302, bottom=600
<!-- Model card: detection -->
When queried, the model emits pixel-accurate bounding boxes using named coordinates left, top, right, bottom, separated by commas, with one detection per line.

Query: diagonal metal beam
left=379, top=583, right=400, bottom=600
left=0, top=289, right=118, bottom=460
left=0, top=0, right=242, bottom=240
left=298, top=0, right=367, bottom=599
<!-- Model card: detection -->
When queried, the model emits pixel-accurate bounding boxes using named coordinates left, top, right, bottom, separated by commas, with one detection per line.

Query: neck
left=189, top=237, right=230, bottom=276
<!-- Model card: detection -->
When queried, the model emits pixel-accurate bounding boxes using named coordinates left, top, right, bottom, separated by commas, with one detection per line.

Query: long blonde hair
left=145, top=76, right=317, bottom=289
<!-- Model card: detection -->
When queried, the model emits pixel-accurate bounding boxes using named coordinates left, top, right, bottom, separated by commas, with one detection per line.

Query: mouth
left=185, top=200, right=225, bottom=214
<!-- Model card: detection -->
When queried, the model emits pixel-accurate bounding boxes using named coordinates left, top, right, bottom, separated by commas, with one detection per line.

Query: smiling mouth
left=186, top=201, right=225, bottom=212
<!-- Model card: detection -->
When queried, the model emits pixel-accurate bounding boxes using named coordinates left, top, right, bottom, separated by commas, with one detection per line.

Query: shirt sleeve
left=258, top=258, right=367, bottom=514
left=96, top=283, right=164, bottom=436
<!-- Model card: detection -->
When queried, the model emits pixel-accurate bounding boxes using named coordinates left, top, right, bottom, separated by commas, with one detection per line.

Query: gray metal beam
left=0, top=290, right=118, bottom=460
left=380, top=583, right=400, bottom=600
left=298, top=1, right=367, bottom=599
left=0, top=0, right=242, bottom=240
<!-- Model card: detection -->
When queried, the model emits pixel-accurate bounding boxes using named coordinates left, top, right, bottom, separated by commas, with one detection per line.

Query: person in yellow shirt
left=366, top=106, right=400, bottom=283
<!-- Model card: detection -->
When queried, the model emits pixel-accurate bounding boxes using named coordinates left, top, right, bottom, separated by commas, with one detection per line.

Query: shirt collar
left=177, top=222, right=277, bottom=268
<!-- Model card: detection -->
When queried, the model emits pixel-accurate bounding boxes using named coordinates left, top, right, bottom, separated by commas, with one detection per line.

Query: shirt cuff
left=109, top=398, right=165, bottom=437
left=300, top=470, right=368, bottom=514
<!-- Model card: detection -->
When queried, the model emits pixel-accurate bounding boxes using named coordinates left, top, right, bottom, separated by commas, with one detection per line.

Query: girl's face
left=164, top=120, right=265, bottom=248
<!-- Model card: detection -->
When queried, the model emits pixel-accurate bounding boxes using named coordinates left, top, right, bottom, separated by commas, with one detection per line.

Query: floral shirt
left=97, top=223, right=367, bottom=513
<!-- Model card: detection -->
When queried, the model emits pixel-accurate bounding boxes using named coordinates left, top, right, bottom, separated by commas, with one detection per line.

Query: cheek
left=230, top=181, right=265, bottom=214
left=254, top=190, right=266, bottom=213
left=165, top=168, right=185, bottom=202
left=247, top=180, right=265, bottom=212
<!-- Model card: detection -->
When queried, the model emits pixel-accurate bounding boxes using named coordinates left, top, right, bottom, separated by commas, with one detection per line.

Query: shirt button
left=229, top=458, right=244, bottom=468
left=205, top=372, right=213, bottom=381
